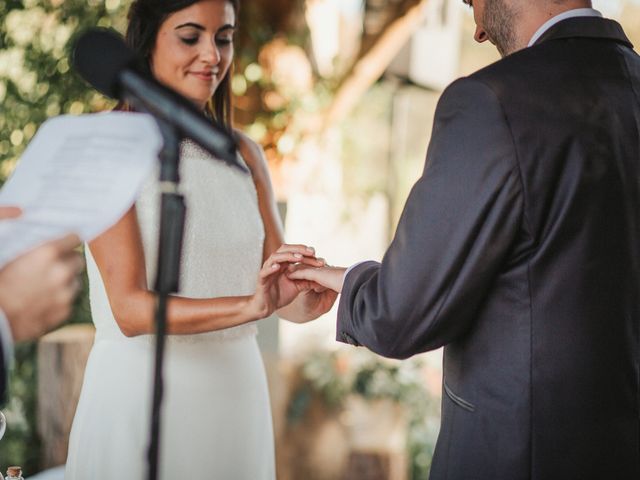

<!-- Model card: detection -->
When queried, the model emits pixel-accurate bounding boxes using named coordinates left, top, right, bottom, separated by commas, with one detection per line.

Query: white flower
left=5, top=8, right=46, bottom=47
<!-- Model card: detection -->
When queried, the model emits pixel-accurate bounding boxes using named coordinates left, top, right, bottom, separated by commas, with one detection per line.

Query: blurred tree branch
left=322, top=0, right=429, bottom=129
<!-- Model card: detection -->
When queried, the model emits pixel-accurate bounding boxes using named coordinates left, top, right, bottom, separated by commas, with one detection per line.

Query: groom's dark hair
left=123, top=0, right=240, bottom=132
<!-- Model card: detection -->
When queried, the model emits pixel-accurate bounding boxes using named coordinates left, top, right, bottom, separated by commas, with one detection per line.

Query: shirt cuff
left=0, top=308, right=14, bottom=368
left=344, top=261, right=370, bottom=284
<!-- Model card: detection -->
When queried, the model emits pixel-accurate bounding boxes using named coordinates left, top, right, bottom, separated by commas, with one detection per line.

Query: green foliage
left=0, top=0, right=131, bottom=182
left=287, top=349, right=441, bottom=479
left=1, top=342, right=40, bottom=472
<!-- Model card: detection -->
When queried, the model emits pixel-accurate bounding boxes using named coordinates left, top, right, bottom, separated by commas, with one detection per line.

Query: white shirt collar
left=528, top=8, right=603, bottom=47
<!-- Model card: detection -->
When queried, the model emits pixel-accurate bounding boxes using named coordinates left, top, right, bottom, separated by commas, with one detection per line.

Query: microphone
left=72, top=28, right=246, bottom=172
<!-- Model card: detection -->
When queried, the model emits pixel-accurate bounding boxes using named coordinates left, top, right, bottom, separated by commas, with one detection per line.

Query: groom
left=291, top=0, right=640, bottom=478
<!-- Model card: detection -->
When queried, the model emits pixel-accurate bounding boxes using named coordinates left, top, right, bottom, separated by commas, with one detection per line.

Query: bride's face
left=150, top=0, right=235, bottom=110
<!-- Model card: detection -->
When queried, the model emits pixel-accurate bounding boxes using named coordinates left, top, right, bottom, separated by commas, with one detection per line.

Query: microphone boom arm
left=119, top=70, right=247, bottom=173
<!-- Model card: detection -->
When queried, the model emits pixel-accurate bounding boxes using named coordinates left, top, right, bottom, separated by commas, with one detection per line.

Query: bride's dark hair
left=123, top=0, right=240, bottom=132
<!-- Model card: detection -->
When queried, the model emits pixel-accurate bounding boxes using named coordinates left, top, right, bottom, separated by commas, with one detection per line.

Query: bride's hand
left=248, top=244, right=324, bottom=319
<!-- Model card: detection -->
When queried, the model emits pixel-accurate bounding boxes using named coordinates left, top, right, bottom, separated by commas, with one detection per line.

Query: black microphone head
left=73, top=28, right=139, bottom=98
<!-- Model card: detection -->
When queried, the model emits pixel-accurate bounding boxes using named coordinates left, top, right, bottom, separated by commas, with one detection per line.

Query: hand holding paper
left=0, top=112, right=162, bottom=268
left=0, top=233, right=83, bottom=341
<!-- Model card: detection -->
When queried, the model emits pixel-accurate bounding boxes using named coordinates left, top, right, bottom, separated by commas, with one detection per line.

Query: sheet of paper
left=0, top=112, right=162, bottom=268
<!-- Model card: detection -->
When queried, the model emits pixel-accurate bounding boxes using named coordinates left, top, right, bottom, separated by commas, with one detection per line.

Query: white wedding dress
left=65, top=140, right=275, bottom=479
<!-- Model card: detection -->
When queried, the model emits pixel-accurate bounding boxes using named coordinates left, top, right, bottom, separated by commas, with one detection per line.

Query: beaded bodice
left=86, top=139, right=265, bottom=343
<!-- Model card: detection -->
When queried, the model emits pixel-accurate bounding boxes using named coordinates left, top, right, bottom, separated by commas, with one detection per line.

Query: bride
left=65, top=0, right=336, bottom=478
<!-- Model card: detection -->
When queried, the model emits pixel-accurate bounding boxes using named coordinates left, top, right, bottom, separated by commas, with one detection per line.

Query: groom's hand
left=270, top=244, right=325, bottom=306
left=296, top=283, right=338, bottom=319
left=287, top=264, right=347, bottom=293
left=285, top=264, right=345, bottom=320
left=250, top=244, right=325, bottom=319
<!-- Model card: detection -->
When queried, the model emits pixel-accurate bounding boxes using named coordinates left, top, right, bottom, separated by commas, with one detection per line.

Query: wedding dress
left=65, top=140, right=275, bottom=479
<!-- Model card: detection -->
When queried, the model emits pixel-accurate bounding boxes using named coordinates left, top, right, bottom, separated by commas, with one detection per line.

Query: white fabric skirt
left=65, top=334, right=275, bottom=479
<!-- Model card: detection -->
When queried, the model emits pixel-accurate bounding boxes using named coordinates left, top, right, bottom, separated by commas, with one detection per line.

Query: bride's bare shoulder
left=234, top=129, right=270, bottom=183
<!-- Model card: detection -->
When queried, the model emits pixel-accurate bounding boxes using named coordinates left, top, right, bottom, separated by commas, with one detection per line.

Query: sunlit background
left=1, top=0, right=639, bottom=478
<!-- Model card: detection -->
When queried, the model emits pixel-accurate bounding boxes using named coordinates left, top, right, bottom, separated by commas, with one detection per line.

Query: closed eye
left=180, top=36, right=198, bottom=45
left=215, top=36, right=233, bottom=46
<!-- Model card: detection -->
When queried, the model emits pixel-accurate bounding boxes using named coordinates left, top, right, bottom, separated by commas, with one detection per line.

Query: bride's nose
left=200, top=40, right=221, bottom=66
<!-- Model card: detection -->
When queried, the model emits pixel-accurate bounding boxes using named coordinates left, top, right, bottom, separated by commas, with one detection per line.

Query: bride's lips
left=190, top=70, right=218, bottom=82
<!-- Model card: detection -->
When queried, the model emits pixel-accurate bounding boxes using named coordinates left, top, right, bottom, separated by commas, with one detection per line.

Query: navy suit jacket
left=338, top=17, right=640, bottom=479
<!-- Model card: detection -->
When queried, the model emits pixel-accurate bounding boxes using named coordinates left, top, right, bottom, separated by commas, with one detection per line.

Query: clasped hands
left=250, top=243, right=347, bottom=321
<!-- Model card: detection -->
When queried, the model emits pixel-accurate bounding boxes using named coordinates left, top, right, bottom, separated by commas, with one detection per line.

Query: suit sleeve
left=337, top=77, right=524, bottom=359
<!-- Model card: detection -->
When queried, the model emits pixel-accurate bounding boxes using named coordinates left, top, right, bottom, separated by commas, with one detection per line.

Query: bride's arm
left=89, top=207, right=313, bottom=337
left=236, top=132, right=337, bottom=323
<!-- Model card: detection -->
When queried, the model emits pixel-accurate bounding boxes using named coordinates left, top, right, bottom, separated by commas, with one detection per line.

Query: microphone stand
left=147, top=117, right=185, bottom=480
